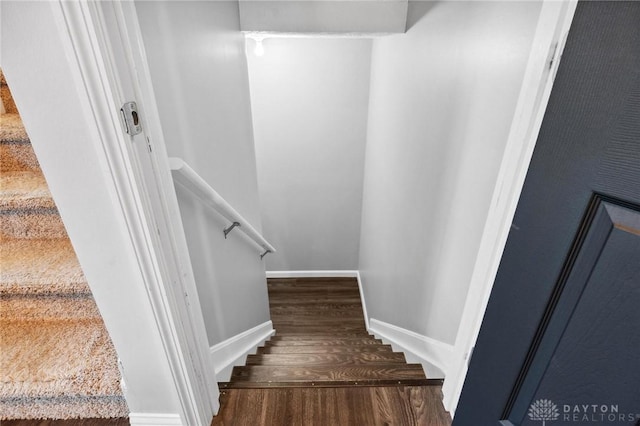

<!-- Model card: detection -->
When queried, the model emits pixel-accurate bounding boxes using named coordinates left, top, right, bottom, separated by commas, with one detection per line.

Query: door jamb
left=441, top=0, right=578, bottom=416
left=57, top=1, right=219, bottom=424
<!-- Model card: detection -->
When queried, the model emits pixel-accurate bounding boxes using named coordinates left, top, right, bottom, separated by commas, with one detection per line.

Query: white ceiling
left=239, top=0, right=408, bottom=35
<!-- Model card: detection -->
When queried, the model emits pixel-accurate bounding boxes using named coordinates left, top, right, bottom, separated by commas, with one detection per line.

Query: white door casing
left=57, top=1, right=220, bottom=424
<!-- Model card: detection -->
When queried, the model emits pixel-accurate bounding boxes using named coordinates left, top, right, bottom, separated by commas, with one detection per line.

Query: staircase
left=223, top=278, right=429, bottom=388
left=216, top=278, right=450, bottom=424
left=0, top=71, right=128, bottom=419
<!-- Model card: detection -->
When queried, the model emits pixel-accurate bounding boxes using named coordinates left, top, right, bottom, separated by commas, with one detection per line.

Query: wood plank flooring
left=212, top=386, right=451, bottom=426
left=215, top=277, right=451, bottom=425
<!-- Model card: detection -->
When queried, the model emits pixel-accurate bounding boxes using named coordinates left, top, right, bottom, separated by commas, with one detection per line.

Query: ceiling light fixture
left=254, top=38, right=265, bottom=57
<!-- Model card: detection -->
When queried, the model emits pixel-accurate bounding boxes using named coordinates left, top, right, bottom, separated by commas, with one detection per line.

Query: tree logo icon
left=528, top=399, right=560, bottom=425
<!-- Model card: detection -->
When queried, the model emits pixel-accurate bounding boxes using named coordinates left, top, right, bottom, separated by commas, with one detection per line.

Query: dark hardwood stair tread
left=273, top=332, right=369, bottom=337
left=267, top=279, right=358, bottom=287
left=272, top=328, right=368, bottom=333
left=269, top=304, right=363, bottom=311
left=246, top=352, right=406, bottom=366
left=269, top=334, right=375, bottom=341
left=268, top=291, right=362, bottom=296
left=271, top=330, right=379, bottom=340
left=270, top=314, right=365, bottom=319
left=269, top=296, right=360, bottom=308
left=271, top=317, right=366, bottom=331
left=231, top=364, right=426, bottom=383
left=219, top=378, right=438, bottom=389
left=274, top=324, right=366, bottom=335
left=256, top=345, right=395, bottom=354
left=268, top=284, right=359, bottom=291
left=265, top=338, right=383, bottom=347
left=270, top=314, right=364, bottom=320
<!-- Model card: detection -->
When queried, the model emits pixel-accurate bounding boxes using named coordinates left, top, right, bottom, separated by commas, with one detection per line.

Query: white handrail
left=168, top=157, right=276, bottom=257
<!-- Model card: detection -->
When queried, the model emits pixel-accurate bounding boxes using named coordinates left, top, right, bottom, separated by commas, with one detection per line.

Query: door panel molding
left=504, top=195, right=640, bottom=423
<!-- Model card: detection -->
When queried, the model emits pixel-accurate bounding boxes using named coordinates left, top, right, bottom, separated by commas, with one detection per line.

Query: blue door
left=455, top=2, right=640, bottom=425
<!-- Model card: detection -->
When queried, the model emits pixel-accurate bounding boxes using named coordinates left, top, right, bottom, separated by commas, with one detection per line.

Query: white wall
left=1, top=1, right=182, bottom=415
left=247, top=38, right=371, bottom=271
left=135, top=1, right=271, bottom=345
left=359, top=1, right=542, bottom=346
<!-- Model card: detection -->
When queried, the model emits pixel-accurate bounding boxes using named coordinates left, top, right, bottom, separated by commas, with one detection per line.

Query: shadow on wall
left=406, top=1, right=438, bottom=32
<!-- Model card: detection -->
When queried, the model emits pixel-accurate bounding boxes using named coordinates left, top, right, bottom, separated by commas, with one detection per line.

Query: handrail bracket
left=260, top=249, right=272, bottom=260
left=223, top=222, right=241, bottom=239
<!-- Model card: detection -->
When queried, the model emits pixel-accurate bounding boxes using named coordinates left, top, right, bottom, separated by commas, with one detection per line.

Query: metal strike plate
left=120, top=101, right=142, bottom=136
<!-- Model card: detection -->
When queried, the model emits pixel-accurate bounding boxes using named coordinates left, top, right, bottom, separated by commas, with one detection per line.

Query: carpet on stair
left=1, top=69, right=128, bottom=419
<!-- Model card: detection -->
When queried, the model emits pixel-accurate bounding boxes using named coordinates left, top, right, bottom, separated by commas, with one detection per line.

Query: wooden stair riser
left=273, top=326, right=367, bottom=334
left=271, top=318, right=365, bottom=325
left=265, top=338, right=383, bottom=347
left=246, top=352, right=407, bottom=366
left=268, top=285, right=361, bottom=292
left=267, top=277, right=360, bottom=286
left=268, top=335, right=376, bottom=341
left=256, top=345, right=395, bottom=355
left=269, top=298, right=363, bottom=306
left=219, top=379, right=434, bottom=389
left=270, top=306, right=364, bottom=317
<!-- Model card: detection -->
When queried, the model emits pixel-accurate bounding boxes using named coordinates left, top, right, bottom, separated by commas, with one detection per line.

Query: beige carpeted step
left=1, top=113, right=30, bottom=143
left=0, top=238, right=91, bottom=296
left=1, top=143, right=41, bottom=173
left=0, top=318, right=129, bottom=419
left=1, top=113, right=40, bottom=172
left=1, top=71, right=128, bottom=419
left=0, top=294, right=102, bottom=321
left=1, top=72, right=18, bottom=114
left=0, top=171, right=67, bottom=239
left=1, top=171, right=56, bottom=210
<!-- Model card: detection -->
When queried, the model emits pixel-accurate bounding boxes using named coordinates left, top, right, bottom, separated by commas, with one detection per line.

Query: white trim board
left=265, top=270, right=370, bottom=331
left=368, top=318, right=452, bottom=380
left=355, top=271, right=370, bottom=332
left=85, top=1, right=220, bottom=421
left=46, top=1, right=216, bottom=423
left=129, top=413, right=183, bottom=426
left=266, top=270, right=358, bottom=278
left=210, top=321, right=275, bottom=382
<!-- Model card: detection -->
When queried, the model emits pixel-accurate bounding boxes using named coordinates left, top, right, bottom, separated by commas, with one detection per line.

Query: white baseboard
left=266, top=270, right=358, bottom=278
left=355, top=271, right=370, bottom=332
left=128, top=413, right=183, bottom=426
left=210, top=320, right=275, bottom=382
left=368, top=318, right=453, bottom=379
